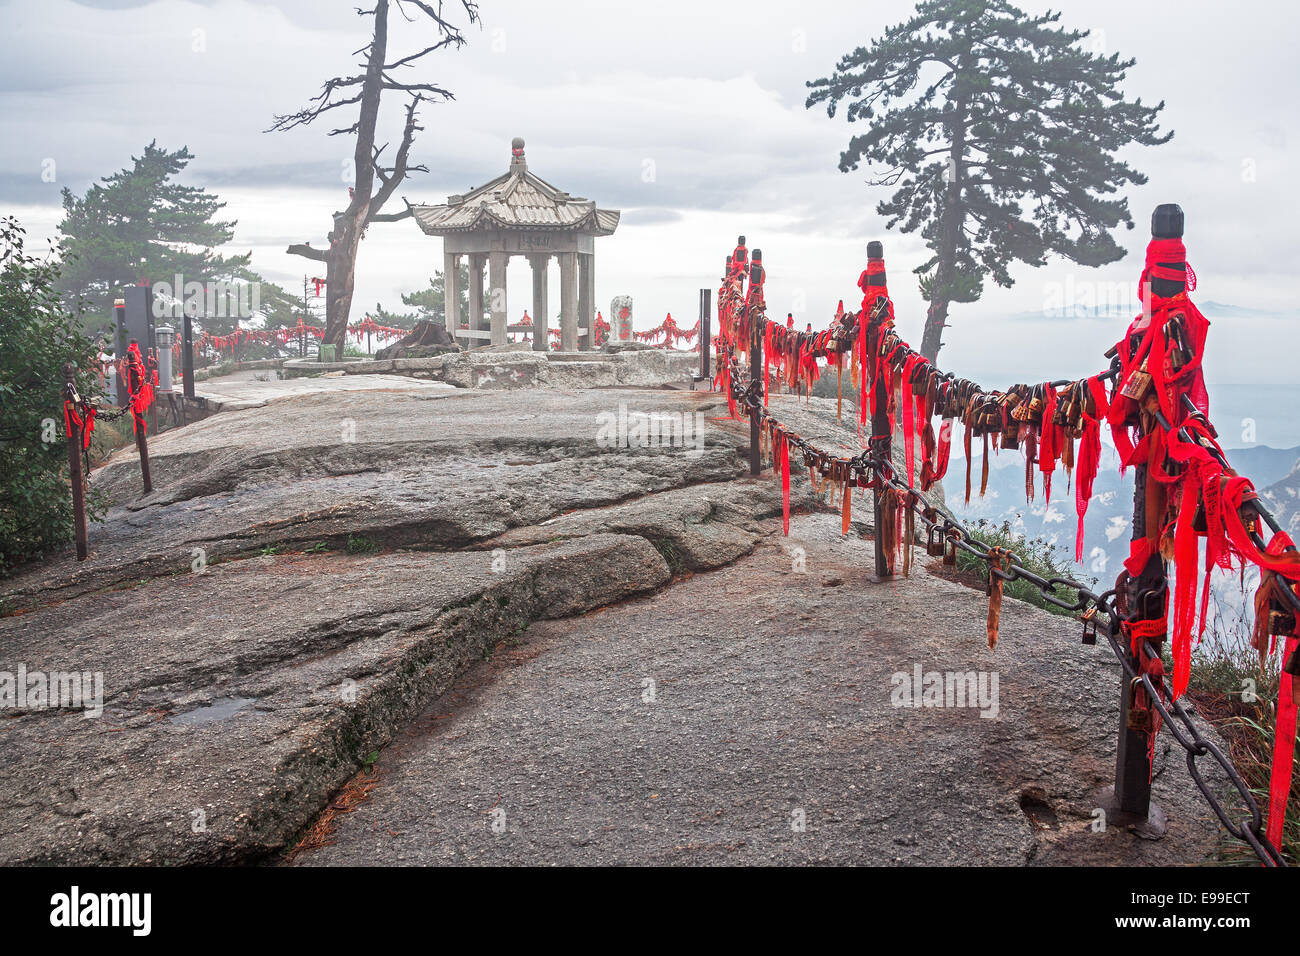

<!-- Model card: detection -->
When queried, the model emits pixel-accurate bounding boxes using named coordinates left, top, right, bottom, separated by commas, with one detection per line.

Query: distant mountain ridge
left=941, top=443, right=1300, bottom=588
left=995, top=301, right=1297, bottom=324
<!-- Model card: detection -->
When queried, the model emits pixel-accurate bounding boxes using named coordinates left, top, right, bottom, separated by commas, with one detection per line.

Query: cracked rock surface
left=298, top=514, right=1227, bottom=867
left=0, top=386, right=1226, bottom=865
left=0, top=387, right=772, bottom=864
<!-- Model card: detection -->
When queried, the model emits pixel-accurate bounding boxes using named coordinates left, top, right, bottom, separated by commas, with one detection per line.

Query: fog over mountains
left=936, top=378, right=1300, bottom=636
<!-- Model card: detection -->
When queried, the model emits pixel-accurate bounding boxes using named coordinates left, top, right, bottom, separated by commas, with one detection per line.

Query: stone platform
left=282, top=344, right=701, bottom=391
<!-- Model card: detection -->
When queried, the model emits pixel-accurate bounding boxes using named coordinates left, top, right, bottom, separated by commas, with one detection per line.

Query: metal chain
left=720, top=347, right=1287, bottom=868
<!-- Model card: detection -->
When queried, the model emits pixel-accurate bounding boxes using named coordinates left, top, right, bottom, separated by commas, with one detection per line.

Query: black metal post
left=62, top=364, right=88, bottom=562
left=698, top=288, right=711, bottom=383
left=182, top=313, right=195, bottom=400
left=1106, top=204, right=1183, bottom=838
left=748, top=251, right=763, bottom=476
left=113, top=299, right=128, bottom=406
left=864, top=241, right=893, bottom=582
left=128, top=339, right=153, bottom=496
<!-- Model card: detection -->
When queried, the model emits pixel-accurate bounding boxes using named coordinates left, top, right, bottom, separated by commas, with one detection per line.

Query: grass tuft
left=954, top=518, right=1095, bottom=618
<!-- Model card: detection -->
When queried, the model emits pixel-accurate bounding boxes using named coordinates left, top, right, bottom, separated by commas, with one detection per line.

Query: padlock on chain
left=1126, top=677, right=1157, bottom=734
left=1080, top=606, right=1098, bottom=646
left=925, top=523, right=945, bottom=557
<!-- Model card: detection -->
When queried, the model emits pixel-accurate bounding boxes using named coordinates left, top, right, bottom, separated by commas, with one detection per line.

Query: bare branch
left=366, top=94, right=423, bottom=223
left=383, top=34, right=462, bottom=69
left=267, top=89, right=366, bottom=133
left=286, top=243, right=329, bottom=262
left=368, top=207, right=414, bottom=223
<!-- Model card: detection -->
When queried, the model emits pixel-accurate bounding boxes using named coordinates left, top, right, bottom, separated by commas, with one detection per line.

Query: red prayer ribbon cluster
left=709, top=236, right=1299, bottom=856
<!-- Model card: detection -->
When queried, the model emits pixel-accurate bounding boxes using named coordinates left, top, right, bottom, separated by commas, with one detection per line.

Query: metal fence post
left=62, top=363, right=88, bottom=562
left=1105, top=204, right=1184, bottom=839
left=863, top=241, right=894, bottom=582
left=698, top=288, right=712, bottom=384
left=128, top=340, right=153, bottom=496
left=182, top=313, right=195, bottom=400
left=747, top=252, right=763, bottom=476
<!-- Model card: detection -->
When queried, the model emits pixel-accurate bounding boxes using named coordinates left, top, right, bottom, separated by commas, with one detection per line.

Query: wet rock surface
left=294, top=514, right=1227, bottom=867
left=0, top=386, right=1227, bottom=865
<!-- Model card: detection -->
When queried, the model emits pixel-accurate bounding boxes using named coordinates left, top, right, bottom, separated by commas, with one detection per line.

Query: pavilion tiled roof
left=412, top=140, right=619, bottom=237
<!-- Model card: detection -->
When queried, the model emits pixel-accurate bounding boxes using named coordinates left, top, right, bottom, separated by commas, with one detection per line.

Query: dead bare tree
left=269, top=0, right=479, bottom=353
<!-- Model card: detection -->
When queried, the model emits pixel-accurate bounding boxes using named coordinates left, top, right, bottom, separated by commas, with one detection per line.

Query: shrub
left=955, top=517, right=1095, bottom=617
left=0, top=218, right=104, bottom=575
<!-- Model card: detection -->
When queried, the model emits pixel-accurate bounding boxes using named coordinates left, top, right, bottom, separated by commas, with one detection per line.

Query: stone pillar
left=559, top=251, right=579, bottom=352
left=443, top=249, right=460, bottom=335
left=530, top=254, right=549, bottom=352
left=578, top=253, right=596, bottom=350
left=611, top=295, right=633, bottom=343
left=488, top=252, right=508, bottom=347
left=467, top=253, right=486, bottom=342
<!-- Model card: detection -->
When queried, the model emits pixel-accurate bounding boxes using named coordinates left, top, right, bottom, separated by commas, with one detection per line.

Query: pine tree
left=371, top=265, right=472, bottom=330
left=400, top=265, right=471, bottom=325
left=56, top=141, right=253, bottom=318
left=58, top=142, right=305, bottom=357
left=806, top=0, right=1172, bottom=362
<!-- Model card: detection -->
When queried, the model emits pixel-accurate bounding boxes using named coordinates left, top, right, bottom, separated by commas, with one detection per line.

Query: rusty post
left=1104, top=204, right=1182, bottom=839
left=128, top=340, right=153, bottom=495
left=698, top=288, right=711, bottom=384
left=62, top=364, right=89, bottom=561
left=864, top=241, right=894, bottom=582
left=747, top=251, right=764, bottom=476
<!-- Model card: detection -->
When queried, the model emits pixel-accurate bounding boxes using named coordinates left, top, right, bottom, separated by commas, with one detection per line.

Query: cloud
left=2, top=0, right=1298, bottom=382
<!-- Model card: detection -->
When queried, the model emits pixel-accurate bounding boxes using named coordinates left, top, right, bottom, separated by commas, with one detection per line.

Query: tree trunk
left=325, top=231, right=361, bottom=352
left=322, top=0, right=389, bottom=352
left=921, top=81, right=969, bottom=364
left=281, top=0, right=439, bottom=348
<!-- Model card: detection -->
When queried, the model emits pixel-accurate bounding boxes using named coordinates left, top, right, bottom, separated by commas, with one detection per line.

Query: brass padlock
left=926, top=524, right=945, bottom=557
left=1121, top=358, right=1152, bottom=401
left=1053, top=384, right=1077, bottom=428
left=1166, top=311, right=1192, bottom=370
left=1080, top=606, right=1098, bottom=646
left=1126, top=678, right=1156, bottom=734
left=1006, top=390, right=1028, bottom=421
left=1266, top=601, right=1297, bottom=638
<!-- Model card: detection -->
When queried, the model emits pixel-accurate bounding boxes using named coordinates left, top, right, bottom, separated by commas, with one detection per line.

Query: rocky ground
left=0, top=382, right=1236, bottom=866
left=296, top=514, right=1224, bottom=867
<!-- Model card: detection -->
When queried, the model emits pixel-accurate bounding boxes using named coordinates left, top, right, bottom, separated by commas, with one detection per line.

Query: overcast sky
left=2, top=0, right=1297, bottom=385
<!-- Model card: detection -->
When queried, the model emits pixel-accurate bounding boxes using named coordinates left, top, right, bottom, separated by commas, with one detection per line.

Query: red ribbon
left=1039, top=384, right=1058, bottom=505
left=780, top=431, right=791, bottom=535
left=1075, top=376, right=1110, bottom=562
left=1267, top=635, right=1298, bottom=850
left=63, top=400, right=95, bottom=451
left=899, top=354, right=923, bottom=488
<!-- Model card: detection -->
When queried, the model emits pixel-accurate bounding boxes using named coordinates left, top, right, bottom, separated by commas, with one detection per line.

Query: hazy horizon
left=3, top=0, right=1296, bottom=385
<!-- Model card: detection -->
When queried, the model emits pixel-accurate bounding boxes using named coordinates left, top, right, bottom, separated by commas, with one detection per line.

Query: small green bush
left=345, top=534, right=380, bottom=555
left=0, top=218, right=104, bottom=575
left=956, top=517, right=1095, bottom=617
